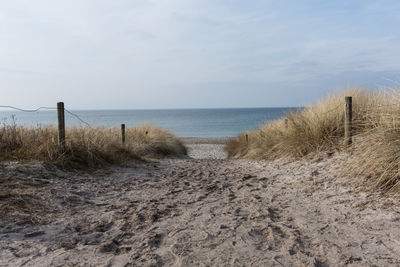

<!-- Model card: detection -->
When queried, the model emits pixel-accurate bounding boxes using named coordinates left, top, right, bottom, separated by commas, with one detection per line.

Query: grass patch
left=0, top=121, right=186, bottom=168
left=348, top=94, right=400, bottom=195
left=226, top=88, right=400, bottom=194
left=0, top=121, right=186, bottom=223
left=226, top=89, right=382, bottom=159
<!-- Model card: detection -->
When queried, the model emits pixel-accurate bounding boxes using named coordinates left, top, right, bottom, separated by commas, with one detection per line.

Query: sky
left=1, top=0, right=400, bottom=109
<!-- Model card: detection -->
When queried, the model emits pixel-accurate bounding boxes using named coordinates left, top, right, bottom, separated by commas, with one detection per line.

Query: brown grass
left=0, top=175, right=54, bottom=224
left=226, top=88, right=383, bottom=159
left=348, top=91, right=400, bottom=195
left=0, top=121, right=186, bottom=168
left=0, top=121, right=187, bottom=222
left=225, top=88, right=400, bottom=194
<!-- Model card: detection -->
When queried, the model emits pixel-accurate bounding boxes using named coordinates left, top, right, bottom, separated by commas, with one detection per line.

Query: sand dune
left=1, top=139, right=400, bottom=266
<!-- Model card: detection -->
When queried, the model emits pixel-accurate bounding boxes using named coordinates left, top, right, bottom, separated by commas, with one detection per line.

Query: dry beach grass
left=0, top=123, right=186, bottom=226
left=226, top=88, right=400, bottom=195
left=0, top=123, right=186, bottom=168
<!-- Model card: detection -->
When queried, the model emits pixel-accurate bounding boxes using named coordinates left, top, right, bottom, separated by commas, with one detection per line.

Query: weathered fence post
left=245, top=133, right=249, bottom=144
left=57, top=102, right=66, bottom=153
left=121, top=124, right=126, bottom=144
left=344, top=96, right=352, bottom=145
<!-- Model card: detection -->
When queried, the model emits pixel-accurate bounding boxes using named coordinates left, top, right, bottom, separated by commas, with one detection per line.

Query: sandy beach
left=1, top=138, right=400, bottom=266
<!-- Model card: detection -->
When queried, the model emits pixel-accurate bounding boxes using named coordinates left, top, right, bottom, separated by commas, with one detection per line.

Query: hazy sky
left=1, top=0, right=400, bottom=109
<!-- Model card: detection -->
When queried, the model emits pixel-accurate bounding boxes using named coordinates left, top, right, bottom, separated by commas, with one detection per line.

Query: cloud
left=1, top=0, right=400, bottom=108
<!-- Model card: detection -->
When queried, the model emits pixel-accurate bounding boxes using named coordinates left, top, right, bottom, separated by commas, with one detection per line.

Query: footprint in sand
left=148, top=233, right=164, bottom=249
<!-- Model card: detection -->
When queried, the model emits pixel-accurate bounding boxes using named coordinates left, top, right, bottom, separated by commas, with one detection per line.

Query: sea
left=0, top=108, right=298, bottom=138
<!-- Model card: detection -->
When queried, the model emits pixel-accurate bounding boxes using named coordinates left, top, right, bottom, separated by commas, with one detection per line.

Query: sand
left=1, top=138, right=400, bottom=266
left=182, top=137, right=232, bottom=159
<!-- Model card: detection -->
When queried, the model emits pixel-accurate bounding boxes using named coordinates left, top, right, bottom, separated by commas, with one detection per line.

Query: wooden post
left=245, top=133, right=249, bottom=144
left=344, top=96, right=352, bottom=145
left=57, top=102, right=66, bottom=153
left=121, top=124, right=126, bottom=145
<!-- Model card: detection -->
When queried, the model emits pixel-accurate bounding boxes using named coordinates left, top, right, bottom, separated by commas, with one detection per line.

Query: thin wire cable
left=353, top=103, right=400, bottom=108
left=301, top=103, right=342, bottom=116
left=352, top=103, right=400, bottom=114
left=0, top=105, right=91, bottom=126
left=323, top=103, right=342, bottom=115
left=64, top=109, right=90, bottom=126
left=0, top=105, right=56, bottom=112
left=0, top=105, right=108, bottom=153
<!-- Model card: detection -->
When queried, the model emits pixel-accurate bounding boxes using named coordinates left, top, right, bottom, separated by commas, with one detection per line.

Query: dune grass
left=0, top=122, right=187, bottom=222
left=226, top=89, right=383, bottom=159
left=225, top=88, right=400, bottom=194
left=0, top=121, right=186, bottom=168
left=347, top=91, right=400, bottom=195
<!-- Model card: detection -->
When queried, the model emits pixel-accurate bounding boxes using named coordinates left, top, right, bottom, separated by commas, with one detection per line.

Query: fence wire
left=353, top=103, right=400, bottom=114
left=0, top=104, right=104, bottom=152
left=0, top=105, right=91, bottom=126
left=64, top=109, right=90, bottom=126
left=296, top=103, right=342, bottom=116
left=3, top=101, right=400, bottom=129
left=323, top=103, right=342, bottom=115
left=0, top=105, right=56, bottom=112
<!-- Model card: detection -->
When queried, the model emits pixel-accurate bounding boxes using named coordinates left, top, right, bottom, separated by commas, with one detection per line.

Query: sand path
left=1, top=142, right=400, bottom=266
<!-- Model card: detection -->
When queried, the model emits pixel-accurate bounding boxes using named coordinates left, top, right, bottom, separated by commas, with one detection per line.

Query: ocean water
left=0, top=108, right=298, bottom=138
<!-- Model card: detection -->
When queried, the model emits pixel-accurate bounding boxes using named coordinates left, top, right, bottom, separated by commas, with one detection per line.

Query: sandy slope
left=1, top=140, right=400, bottom=266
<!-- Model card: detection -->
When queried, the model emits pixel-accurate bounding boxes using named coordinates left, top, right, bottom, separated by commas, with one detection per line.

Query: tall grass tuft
left=226, top=87, right=400, bottom=193
left=0, top=121, right=186, bottom=168
left=226, top=88, right=382, bottom=159
left=348, top=91, right=400, bottom=195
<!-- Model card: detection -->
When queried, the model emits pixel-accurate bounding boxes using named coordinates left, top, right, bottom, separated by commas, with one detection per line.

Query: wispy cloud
left=1, top=0, right=400, bottom=108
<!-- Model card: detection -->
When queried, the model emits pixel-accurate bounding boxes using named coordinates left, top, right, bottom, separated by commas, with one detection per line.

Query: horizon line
left=0, top=106, right=303, bottom=112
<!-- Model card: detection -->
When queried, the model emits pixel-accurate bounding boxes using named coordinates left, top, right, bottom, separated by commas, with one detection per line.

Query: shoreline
left=180, top=137, right=232, bottom=159
left=180, top=137, right=234, bottom=145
